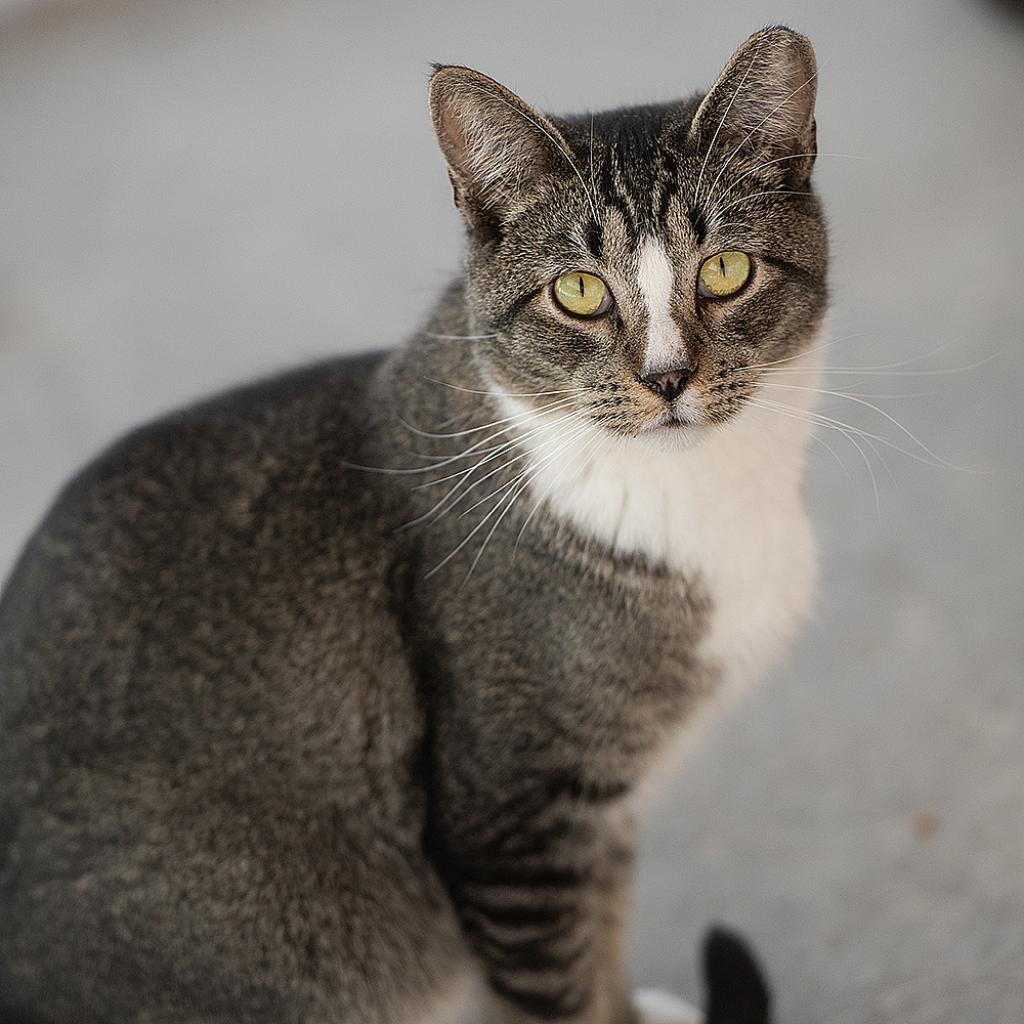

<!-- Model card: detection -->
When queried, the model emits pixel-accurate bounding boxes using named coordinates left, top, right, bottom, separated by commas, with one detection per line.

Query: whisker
left=514, top=425, right=614, bottom=556
left=399, top=393, right=579, bottom=440
left=351, top=395, right=583, bottom=479
left=720, top=333, right=866, bottom=378
left=745, top=396, right=881, bottom=511
left=706, top=151, right=867, bottom=218
left=757, top=381, right=964, bottom=470
left=754, top=350, right=1000, bottom=379
left=753, top=395, right=957, bottom=474
left=714, top=188, right=815, bottom=218
left=745, top=378, right=937, bottom=401
left=411, top=406, right=587, bottom=495
left=423, top=377, right=591, bottom=399
left=460, top=420, right=599, bottom=583
left=402, top=402, right=613, bottom=534
left=457, top=416, right=594, bottom=520
left=347, top=416, right=533, bottom=479
left=424, top=331, right=499, bottom=341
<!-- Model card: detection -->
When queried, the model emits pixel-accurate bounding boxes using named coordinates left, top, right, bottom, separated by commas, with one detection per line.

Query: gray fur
left=0, top=26, right=826, bottom=1024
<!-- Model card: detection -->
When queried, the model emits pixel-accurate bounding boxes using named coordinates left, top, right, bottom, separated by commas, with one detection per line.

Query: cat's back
left=0, top=346, right=421, bottom=851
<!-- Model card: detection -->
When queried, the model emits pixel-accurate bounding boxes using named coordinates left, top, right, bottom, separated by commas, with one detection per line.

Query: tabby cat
left=0, top=25, right=826, bottom=1024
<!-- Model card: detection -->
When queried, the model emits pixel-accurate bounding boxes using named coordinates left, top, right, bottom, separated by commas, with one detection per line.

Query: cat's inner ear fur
left=429, top=65, right=571, bottom=232
left=688, top=26, right=818, bottom=186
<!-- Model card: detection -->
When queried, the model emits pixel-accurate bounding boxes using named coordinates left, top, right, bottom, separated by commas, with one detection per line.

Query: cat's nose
left=638, top=366, right=694, bottom=402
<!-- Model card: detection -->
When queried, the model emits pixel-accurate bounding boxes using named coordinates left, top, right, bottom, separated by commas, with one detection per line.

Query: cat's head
left=429, top=26, right=827, bottom=448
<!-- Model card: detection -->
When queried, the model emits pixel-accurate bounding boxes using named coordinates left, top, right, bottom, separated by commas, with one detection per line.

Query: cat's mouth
left=660, top=414, right=690, bottom=429
left=644, top=408, right=695, bottom=432
left=634, top=394, right=713, bottom=444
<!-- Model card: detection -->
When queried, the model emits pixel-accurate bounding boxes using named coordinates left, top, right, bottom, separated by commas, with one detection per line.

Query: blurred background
left=1, top=0, right=1022, bottom=1020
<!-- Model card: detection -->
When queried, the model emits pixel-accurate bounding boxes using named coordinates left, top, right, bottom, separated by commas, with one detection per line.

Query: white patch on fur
left=634, top=988, right=704, bottom=1024
left=498, top=344, right=821, bottom=728
left=637, top=237, right=686, bottom=374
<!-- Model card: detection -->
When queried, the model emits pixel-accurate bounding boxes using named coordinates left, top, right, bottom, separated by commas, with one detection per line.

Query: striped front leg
left=431, top=780, right=639, bottom=1024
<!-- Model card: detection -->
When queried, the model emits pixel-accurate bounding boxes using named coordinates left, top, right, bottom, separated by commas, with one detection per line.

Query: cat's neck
left=490, top=340, right=822, bottom=697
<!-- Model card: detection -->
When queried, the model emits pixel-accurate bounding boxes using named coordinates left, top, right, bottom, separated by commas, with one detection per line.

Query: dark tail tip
left=702, top=925, right=773, bottom=1024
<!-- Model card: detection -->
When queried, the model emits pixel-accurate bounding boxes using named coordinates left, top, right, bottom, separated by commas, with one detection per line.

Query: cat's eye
left=698, top=251, right=752, bottom=299
left=552, top=271, right=613, bottom=318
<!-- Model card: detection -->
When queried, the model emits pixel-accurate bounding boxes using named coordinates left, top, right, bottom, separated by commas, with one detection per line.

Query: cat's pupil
left=719, top=256, right=726, bottom=276
left=578, top=275, right=585, bottom=297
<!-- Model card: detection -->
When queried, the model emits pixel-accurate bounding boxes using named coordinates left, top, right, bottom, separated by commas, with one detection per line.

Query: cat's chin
left=631, top=419, right=714, bottom=454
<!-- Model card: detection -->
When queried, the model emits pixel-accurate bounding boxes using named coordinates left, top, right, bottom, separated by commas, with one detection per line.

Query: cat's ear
left=429, top=65, right=572, bottom=232
left=688, top=26, right=818, bottom=185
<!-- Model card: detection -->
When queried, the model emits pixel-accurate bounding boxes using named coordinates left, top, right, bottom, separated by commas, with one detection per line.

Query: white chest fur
left=496, top=350, right=820, bottom=700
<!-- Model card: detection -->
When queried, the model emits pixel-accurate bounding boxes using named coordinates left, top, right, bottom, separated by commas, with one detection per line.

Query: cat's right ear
left=428, top=65, right=571, bottom=233
left=687, top=26, right=819, bottom=186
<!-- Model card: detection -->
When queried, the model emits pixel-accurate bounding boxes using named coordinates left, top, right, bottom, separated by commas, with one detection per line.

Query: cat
left=0, top=24, right=825, bottom=1024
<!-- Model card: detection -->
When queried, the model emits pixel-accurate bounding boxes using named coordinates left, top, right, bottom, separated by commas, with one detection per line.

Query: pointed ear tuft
left=691, top=26, right=819, bottom=183
left=428, top=66, right=572, bottom=231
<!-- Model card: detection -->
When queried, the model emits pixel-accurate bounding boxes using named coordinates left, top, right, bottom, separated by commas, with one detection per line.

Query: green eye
left=698, top=250, right=752, bottom=298
left=553, top=271, right=613, bottom=317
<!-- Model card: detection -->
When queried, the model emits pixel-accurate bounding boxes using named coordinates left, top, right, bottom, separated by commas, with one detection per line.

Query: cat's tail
left=702, top=925, right=772, bottom=1024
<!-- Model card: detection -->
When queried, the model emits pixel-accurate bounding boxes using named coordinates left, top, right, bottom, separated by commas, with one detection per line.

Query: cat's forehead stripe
left=636, top=236, right=686, bottom=374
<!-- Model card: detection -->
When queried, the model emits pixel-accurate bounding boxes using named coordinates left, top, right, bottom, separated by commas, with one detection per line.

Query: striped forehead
left=598, top=137, right=682, bottom=245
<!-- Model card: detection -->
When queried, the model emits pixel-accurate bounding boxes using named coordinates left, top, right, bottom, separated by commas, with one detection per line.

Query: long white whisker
left=706, top=151, right=866, bottom=218
left=717, top=333, right=865, bottom=380
left=714, top=188, right=815, bottom=218
left=742, top=396, right=855, bottom=484
left=397, top=432, right=537, bottom=533
left=349, top=402, right=562, bottom=478
left=753, top=395, right=955, bottom=474
left=423, top=377, right=591, bottom=399
left=412, top=406, right=587, bottom=493
left=457, top=417, right=594, bottom=520
left=460, top=420, right=600, bottom=583
left=739, top=335, right=972, bottom=375
left=746, top=396, right=880, bottom=511
left=400, top=393, right=579, bottom=440
left=514, top=426, right=613, bottom=555
left=424, top=331, right=499, bottom=341
left=753, top=352, right=1000, bottom=379
left=750, top=379, right=936, bottom=401
left=758, top=381, right=963, bottom=469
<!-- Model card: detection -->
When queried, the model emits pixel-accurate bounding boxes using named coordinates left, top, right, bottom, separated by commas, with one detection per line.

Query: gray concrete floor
left=1, top=1, right=1022, bottom=1020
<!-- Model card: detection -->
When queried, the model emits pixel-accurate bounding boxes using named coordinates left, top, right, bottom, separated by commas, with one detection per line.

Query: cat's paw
left=633, top=988, right=703, bottom=1024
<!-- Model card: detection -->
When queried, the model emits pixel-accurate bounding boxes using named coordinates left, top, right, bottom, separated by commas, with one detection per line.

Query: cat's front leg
left=436, top=804, right=641, bottom=1024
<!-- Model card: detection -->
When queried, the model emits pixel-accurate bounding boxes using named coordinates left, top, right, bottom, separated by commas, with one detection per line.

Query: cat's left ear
left=687, top=26, right=818, bottom=186
left=429, top=65, right=574, bottom=233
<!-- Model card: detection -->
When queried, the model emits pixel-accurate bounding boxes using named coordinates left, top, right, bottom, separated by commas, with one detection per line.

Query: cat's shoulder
left=46, top=352, right=382, bottom=524
left=1, top=351, right=390, bottom=618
